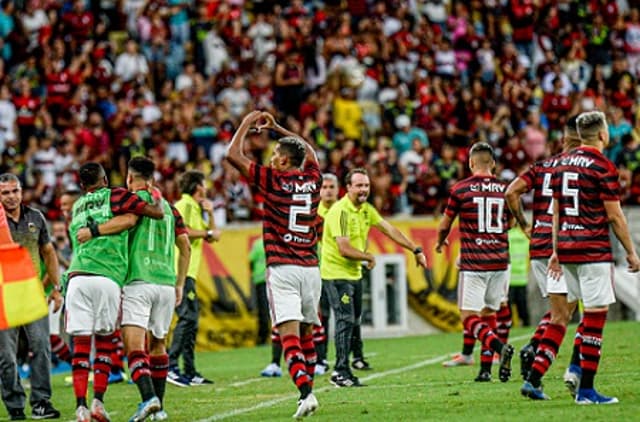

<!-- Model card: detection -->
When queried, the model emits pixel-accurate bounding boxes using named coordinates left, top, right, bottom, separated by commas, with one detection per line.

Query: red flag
left=0, top=205, right=47, bottom=329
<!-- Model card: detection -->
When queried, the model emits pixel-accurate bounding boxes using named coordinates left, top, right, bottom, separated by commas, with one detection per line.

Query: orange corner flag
left=0, top=205, right=48, bottom=329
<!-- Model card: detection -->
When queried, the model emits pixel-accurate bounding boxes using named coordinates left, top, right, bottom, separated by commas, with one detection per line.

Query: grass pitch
left=1, top=321, right=638, bottom=421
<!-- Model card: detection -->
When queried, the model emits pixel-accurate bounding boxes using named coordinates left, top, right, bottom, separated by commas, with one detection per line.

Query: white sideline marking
left=198, top=335, right=529, bottom=422
left=227, top=353, right=380, bottom=388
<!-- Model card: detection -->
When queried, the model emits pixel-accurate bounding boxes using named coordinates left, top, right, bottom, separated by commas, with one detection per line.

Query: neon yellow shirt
left=174, top=193, right=207, bottom=279
left=509, top=228, right=530, bottom=287
left=321, top=196, right=382, bottom=280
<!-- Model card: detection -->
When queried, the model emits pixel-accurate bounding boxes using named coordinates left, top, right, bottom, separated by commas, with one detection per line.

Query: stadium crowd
left=1, top=0, right=640, bottom=224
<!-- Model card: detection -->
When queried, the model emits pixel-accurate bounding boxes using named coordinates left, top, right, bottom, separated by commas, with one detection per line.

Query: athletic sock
left=496, top=304, right=512, bottom=344
left=528, top=323, right=567, bottom=388
left=272, top=328, right=283, bottom=365
left=463, top=315, right=503, bottom=355
left=93, top=335, right=113, bottom=401
left=530, top=311, right=551, bottom=350
left=50, top=335, right=72, bottom=363
left=110, top=330, right=125, bottom=374
left=282, top=334, right=312, bottom=399
left=150, top=354, right=169, bottom=404
left=580, top=311, right=607, bottom=390
left=480, top=315, right=498, bottom=372
left=462, top=327, right=475, bottom=356
left=72, top=335, right=91, bottom=407
left=128, top=350, right=155, bottom=401
left=300, top=334, right=317, bottom=386
left=570, top=321, right=584, bottom=367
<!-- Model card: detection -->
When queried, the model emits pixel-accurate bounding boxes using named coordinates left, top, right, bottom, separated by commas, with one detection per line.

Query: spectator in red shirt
left=542, top=76, right=572, bottom=131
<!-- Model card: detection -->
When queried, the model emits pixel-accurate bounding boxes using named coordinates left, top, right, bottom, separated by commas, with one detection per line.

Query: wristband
left=89, top=220, right=100, bottom=238
left=413, top=247, right=423, bottom=255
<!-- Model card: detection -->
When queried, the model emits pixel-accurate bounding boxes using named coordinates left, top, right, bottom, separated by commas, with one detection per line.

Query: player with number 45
left=435, top=142, right=516, bottom=384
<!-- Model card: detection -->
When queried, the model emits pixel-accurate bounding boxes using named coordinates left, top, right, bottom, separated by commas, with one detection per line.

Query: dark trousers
left=0, top=316, right=52, bottom=411
left=168, top=277, right=199, bottom=376
left=316, top=282, right=332, bottom=363
left=509, top=285, right=530, bottom=326
left=324, top=279, right=363, bottom=374
left=255, top=282, right=270, bottom=345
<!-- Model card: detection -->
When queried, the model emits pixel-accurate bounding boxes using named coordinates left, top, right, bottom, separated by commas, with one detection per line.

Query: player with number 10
left=435, top=142, right=515, bottom=383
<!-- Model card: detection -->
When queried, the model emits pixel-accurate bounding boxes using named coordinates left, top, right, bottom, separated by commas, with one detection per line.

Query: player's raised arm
left=226, top=110, right=264, bottom=178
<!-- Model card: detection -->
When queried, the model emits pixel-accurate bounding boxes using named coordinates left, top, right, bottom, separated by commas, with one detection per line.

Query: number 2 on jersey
left=473, top=197, right=504, bottom=233
left=289, top=193, right=311, bottom=233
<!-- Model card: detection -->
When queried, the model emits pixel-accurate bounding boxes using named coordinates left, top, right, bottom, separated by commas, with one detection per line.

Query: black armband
left=88, top=220, right=100, bottom=238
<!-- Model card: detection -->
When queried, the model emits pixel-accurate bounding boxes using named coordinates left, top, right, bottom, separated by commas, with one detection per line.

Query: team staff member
left=321, top=168, right=427, bottom=387
left=0, top=173, right=62, bottom=420
left=167, top=170, right=220, bottom=387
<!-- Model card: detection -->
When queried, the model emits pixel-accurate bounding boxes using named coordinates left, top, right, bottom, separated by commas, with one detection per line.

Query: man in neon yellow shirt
left=167, top=170, right=221, bottom=387
left=322, top=168, right=427, bottom=387
left=508, top=227, right=530, bottom=326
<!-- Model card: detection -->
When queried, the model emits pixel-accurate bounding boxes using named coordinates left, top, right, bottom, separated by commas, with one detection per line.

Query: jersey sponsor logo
left=74, top=197, right=107, bottom=214
left=468, top=182, right=506, bottom=193
left=281, top=181, right=317, bottom=193
left=474, top=238, right=501, bottom=246
left=534, top=219, right=553, bottom=229
left=561, top=222, right=586, bottom=231
left=559, top=155, right=595, bottom=168
left=283, top=233, right=313, bottom=243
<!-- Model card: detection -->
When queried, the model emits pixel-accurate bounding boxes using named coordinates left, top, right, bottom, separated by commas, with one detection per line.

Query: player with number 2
left=226, top=111, right=322, bottom=419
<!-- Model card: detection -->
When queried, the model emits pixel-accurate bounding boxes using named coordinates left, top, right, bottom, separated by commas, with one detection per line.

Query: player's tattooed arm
left=435, top=214, right=454, bottom=253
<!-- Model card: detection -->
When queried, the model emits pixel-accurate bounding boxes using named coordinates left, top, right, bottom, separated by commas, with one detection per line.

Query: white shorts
left=267, top=265, right=321, bottom=326
left=121, top=282, right=176, bottom=339
left=458, top=270, right=509, bottom=312
left=562, top=262, right=616, bottom=308
left=65, top=275, right=121, bottom=336
left=48, top=299, right=63, bottom=336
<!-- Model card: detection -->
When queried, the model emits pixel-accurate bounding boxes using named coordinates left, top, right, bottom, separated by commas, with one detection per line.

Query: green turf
left=2, top=321, right=638, bottom=421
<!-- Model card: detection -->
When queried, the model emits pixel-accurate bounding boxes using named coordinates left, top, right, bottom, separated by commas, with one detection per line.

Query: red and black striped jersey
left=518, top=153, right=563, bottom=259
left=110, top=187, right=149, bottom=215
left=249, top=160, right=321, bottom=267
left=444, top=175, right=511, bottom=271
left=551, top=146, right=620, bottom=264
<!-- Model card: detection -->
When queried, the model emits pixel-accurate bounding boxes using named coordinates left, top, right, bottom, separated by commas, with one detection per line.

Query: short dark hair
left=278, top=137, right=306, bottom=168
left=128, top=156, right=155, bottom=181
left=345, top=168, right=368, bottom=186
left=0, top=173, right=20, bottom=185
left=179, top=170, right=205, bottom=195
left=78, top=162, right=106, bottom=187
left=566, top=115, right=578, bottom=132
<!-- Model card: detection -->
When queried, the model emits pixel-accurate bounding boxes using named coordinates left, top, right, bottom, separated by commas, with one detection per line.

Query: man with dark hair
left=64, top=162, right=163, bottom=422
left=531, top=111, right=640, bottom=404
left=167, top=169, right=220, bottom=387
left=506, top=116, right=585, bottom=396
left=226, top=111, right=321, bottom=418
left=0, top=173, right=62, bottom=420
left=322, top=168, right=427, bottom=387
left=79, top=157, right=191, bottom=420
left=435, top=142, right=515, bottom=383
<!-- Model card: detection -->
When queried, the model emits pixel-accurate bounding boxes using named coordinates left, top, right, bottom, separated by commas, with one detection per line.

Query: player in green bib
left=65, top=162, right=164, bottom=422
left=119, top=157, right=190, bottom=422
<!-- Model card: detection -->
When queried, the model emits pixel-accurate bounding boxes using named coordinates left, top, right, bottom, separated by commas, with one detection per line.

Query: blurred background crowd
left=1, top=0, right=640, bottom=225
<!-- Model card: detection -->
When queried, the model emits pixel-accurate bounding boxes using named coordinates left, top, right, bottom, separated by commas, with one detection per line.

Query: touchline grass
left=2, top=321, right=638, bottom=421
